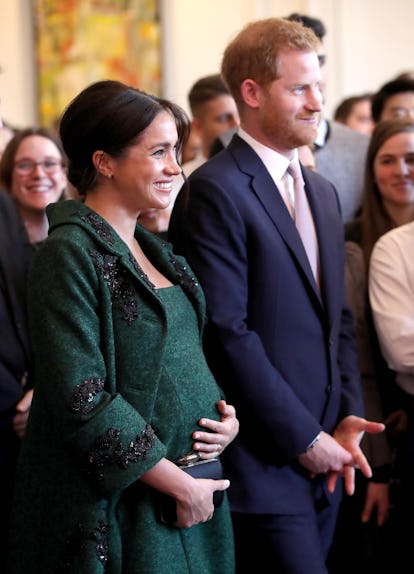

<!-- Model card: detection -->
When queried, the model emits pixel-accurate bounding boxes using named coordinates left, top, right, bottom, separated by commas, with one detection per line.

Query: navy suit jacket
left=169, top=135, right=363, bottom=514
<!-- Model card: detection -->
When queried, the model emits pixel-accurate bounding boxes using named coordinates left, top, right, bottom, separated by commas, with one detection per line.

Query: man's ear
left=240, top=79, right=261, bottom=109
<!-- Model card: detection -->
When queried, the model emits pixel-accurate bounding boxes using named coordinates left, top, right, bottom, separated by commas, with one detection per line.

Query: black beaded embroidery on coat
left=88, top=424, right=155, bottom=477
left=89, top=250, right=138, bottom=325
left=129, top=253, right=157, bottom=291
left=59, top=519, right=109, bottom=573
left=81, top=212, right=115, bottom=246
left=168, top=253, right=199, bottom=293
left=71, top=377, right=105, bottom=415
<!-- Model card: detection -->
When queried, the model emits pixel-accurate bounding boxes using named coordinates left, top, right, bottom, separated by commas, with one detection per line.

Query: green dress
left=8, top=200, right=235, bottom=574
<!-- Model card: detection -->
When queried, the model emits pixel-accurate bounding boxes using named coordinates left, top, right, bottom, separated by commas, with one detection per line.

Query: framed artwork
left=34, top=0, right=161, bottom=128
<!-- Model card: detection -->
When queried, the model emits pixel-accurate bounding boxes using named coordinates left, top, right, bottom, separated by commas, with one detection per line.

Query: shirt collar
left=314, top=117, right=328, bottom=148
left=237, top=127, right=296, bottom=185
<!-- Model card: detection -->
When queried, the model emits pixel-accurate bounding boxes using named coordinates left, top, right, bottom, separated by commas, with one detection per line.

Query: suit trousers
left=231, top=481, right=341, bottom=574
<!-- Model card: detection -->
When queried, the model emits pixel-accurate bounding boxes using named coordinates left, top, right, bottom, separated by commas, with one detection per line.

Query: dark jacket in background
left=0, top=189, right=33, bottom=571
left=0, top=188, right=33, bottom=428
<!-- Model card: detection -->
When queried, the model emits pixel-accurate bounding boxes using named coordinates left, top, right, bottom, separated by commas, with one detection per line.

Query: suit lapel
left=229, top=137, right=322, bottom=307
left=303, top=170, right=341, bottom=326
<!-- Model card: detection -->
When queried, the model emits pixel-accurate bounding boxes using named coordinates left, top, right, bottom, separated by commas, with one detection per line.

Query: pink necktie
left=287, top=160, right=319, bottom=286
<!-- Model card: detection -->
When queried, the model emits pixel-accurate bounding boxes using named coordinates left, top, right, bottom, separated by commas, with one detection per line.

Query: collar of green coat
left=46, top=200, right=204, bottom=316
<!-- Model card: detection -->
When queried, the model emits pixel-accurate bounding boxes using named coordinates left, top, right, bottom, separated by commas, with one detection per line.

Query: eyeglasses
left=14, top=159, right=63, bottom=175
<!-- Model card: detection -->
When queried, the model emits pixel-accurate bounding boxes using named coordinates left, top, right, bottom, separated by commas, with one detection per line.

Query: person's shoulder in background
left=316, top=121, right=369, bottom=223
left=209, top=128, right=238, bottom=158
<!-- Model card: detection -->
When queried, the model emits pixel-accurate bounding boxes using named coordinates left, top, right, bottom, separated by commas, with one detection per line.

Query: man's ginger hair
left=221, top=17, right=319, bottom=105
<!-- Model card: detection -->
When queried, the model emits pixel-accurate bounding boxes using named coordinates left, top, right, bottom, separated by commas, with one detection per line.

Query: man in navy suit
left=169, top=17, right=383, bottom=574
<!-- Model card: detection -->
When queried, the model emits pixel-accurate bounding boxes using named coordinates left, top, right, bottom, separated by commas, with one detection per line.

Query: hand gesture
left=192, top=400, right=239, bottom=459
left=298, top=431, right=353, bottom=476
left=328, top=415, right=385, bottom=495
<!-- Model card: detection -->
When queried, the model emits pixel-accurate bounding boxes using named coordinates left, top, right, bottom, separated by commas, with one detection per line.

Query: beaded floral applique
left=129, top=253, right=157, bottom=291
left=83, top=208, right=200, bottom=309
left=88, top=424, right=155, bottom=477
left=128, top=249, right=199, bottom=298
left=168, top=253, right=199, bottom=293
left=60, top=519, right=109, bottom=572
left=80, top=212, right=115, bottom=246
left=71, top=377, right=105, bottom=415
left=89, top=250, right=138, bottom=325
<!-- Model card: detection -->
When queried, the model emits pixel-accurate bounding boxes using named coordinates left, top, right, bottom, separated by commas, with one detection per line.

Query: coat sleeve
left=27, top=236, right=166, bottom=497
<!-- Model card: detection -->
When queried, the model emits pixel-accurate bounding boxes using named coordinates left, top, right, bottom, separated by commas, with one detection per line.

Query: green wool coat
left=8, top=200, right=234, bottom=574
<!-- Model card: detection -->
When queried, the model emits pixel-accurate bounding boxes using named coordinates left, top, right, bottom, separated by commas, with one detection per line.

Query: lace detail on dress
left=59, top=519, right=109, bottom=573
left=81, top=212, right=115, bottom=246
left=71, top=377, right=105, bottom=415
left=87, top=424, right=155, bottom=476
left=89, top=250, right=138, bottom=325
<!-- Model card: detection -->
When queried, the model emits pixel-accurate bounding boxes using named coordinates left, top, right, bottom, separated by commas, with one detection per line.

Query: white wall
left=0, top=0, right=413, bottom=127
left=160, top=0, right=308, bottom=115
left=160, top=0, right=414, bottom=118
left=0, top=0, right=37, bottom=127
left=332, top=0, right=414, bottom=99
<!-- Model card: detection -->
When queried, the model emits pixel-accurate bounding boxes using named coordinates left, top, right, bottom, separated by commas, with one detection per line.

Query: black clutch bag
left=158, top=453, right=224, bottom=525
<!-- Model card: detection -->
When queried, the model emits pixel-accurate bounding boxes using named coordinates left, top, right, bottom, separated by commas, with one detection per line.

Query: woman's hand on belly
left=192, top=400, right=239, bottom=459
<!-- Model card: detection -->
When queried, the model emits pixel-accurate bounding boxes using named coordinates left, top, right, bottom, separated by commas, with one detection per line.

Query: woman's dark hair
left=59, top=80, right=190, bottom=197
left=360, top=118, right=414, bottom=262
left=0, top=126, right=66, bottom=191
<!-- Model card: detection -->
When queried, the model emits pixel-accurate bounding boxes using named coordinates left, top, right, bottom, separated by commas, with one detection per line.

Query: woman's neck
left=85, top=194, right=173, bottom=289
left=385, top=201, right=414, bottom=227
left=85, top=195, right=138, bottom=249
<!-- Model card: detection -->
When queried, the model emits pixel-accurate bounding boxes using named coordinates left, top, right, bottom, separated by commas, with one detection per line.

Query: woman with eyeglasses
left=0, top=126, right=67, bottom=569
left=0, top=127, right=68, bottom=244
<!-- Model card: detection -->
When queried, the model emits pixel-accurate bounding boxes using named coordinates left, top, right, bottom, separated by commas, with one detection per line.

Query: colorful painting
left=34, top=0, right=161, bottom=127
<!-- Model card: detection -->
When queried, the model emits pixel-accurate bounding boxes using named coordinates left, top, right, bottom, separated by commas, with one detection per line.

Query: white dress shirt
left=369, top=221, right=414, bottom=395
left=238, top=128, right=295, bottom=217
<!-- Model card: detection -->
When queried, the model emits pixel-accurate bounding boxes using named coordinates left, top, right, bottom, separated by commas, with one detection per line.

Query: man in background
left=333, top=93, right=374, bottom=136
left=371, top=75, right=414, bottom=122
left=286, top=13, right=370, bottom=223
left=183, top=73, right=239, bottom=177
left=167, top=73, right=239, bottom=230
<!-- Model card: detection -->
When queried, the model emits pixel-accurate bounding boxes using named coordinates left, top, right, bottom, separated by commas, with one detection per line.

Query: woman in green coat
left=8, top=81, right=238, bottom=574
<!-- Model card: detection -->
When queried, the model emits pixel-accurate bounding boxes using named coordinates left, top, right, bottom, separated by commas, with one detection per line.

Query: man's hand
left=328, top=415, right=385, bottom=495
left=298, top=431, right=353, bottom=475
